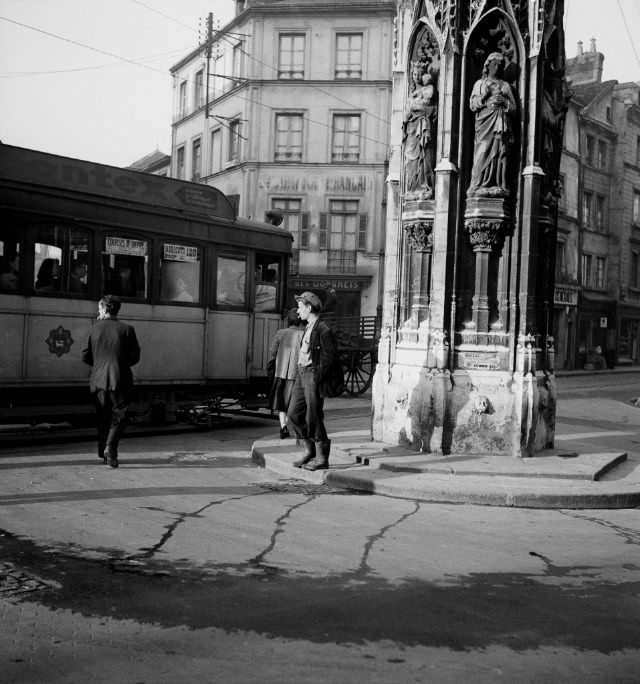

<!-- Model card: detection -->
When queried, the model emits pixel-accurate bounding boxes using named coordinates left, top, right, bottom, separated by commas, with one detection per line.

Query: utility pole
left=203, top=12, right=214, bottom=119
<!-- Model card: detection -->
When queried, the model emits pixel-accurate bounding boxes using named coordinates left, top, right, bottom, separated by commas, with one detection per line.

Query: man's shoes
left=104, top=448, right=118, bottom=468
left=279, top=426, right=290, bottom=439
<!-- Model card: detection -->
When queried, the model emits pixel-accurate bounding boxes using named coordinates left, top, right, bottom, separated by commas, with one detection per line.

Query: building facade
left=169, top=0, right=396, bottom=318
left=558, top=40, right=640, bottom=368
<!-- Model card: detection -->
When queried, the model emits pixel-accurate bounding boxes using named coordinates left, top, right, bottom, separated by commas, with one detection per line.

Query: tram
left=0, top=144, right=292, bottom=424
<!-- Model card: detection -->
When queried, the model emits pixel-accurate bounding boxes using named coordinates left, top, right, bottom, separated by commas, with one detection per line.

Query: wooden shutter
left=301, top=212, right=310, bottom=248
left=319, top=212, right=328, bottom=249
left=358, top=213, right=368, bottom=250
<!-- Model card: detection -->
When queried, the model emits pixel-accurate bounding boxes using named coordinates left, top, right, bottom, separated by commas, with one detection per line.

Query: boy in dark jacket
left=288, top=291, right=339, bottom=470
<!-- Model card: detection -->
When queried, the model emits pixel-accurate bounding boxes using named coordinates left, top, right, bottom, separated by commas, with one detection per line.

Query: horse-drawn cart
left=323, top=315, right=381, bottom=396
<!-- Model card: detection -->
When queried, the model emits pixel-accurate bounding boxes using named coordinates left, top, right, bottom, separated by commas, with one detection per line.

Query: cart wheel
left=342, top=350, right=374, bottom=396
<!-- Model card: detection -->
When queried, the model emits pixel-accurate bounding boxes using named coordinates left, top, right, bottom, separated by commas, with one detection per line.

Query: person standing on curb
left=267, top=307, right=305, bottom=438
left=288, top=291, right=343, bottom=471
left=82, top=295, right=140, bottom=468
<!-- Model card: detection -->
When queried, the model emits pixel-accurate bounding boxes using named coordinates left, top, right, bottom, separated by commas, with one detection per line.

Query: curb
left=251, top=436, right=640, bottom=510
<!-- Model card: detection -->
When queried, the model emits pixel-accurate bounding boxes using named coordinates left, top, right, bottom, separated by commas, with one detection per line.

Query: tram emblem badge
left=46, top=326, right=74, bottom=357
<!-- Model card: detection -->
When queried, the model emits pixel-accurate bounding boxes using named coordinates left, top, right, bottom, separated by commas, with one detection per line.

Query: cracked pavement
left=1, top=400, right=640, bottom=683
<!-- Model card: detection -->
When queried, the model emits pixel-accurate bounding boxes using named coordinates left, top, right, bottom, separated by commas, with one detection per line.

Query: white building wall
left=169, top=1, right=395, bottom=318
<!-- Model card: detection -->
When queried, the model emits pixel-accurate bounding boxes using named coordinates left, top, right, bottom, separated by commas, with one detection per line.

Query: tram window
left=254, top=254, right=280, bottom=312
left=216, top=255, right=246, bottom=307
left=160, top=243, right=201, bottom=303
left=102, top=236, right=148, bottom=299
left=34, top=225, right=89, bottom=295
left=0, top=232, right=21, bottom=291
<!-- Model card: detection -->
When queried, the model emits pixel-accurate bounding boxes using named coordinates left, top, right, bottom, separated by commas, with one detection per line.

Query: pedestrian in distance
left=288, top=291, right=344, bottom=471
left=81, top=295, right=141, bottom=468
left=267, top=307, right=305, bottom=438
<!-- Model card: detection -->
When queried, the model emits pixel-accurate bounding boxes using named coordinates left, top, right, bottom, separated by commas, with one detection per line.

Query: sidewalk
left=253, top=390, right=640, bottom=510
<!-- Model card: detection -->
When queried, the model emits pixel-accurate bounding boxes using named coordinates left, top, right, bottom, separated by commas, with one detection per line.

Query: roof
left=570, top=80, right=617, bottom=109
left=127, top=149, right=171, bottom=172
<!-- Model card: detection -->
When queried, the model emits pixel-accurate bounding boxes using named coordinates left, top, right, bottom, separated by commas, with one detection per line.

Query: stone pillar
left=372, top=0, right=567, bottom=458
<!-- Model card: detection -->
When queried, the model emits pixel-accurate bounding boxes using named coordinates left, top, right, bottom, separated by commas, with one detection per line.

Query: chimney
left=566, top=38, right=605, bottom=85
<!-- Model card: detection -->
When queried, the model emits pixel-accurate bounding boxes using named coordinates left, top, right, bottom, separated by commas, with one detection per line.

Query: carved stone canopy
left=404, top=220, right=434, bottom=252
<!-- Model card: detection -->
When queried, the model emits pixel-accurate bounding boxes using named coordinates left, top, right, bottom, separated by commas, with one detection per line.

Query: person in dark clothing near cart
left=82, top=295, right=140, bottom=468
left=288, top=291, right=343, bottom=471
left=267, top=307, right=305, bottom=439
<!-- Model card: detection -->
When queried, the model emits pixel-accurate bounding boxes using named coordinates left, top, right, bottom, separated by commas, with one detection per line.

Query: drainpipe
left=377, top=158, right=389, bottom=322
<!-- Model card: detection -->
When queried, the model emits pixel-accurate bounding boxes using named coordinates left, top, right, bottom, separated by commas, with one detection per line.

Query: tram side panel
left=0, top=296, right=93, bottom=386
left=126, top=304, right=206, bottom=384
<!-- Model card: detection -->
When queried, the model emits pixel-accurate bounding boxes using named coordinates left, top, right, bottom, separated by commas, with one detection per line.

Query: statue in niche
left=467, top=51, right=517, bottom=198
left=403, top=63, right=437, bottom=200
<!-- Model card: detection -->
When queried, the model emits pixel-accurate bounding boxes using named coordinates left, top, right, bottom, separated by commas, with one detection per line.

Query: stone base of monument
left=371, top=360, right=558, bottom=458
left=251, top=434, right=639, bottom=509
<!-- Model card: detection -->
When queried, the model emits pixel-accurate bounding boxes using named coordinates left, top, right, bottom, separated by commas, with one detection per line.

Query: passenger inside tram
left=35, top=258, right=61, bottom=292
left=0, top=253, right=19, bottom=290
left=69, top=259, right=88, bottom=293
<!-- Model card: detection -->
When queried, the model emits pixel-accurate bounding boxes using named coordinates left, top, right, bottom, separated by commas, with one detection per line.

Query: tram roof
left=0, top=143, right=237, bottom=222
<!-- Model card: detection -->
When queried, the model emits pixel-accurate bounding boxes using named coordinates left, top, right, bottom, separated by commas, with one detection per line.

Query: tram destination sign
left=106, top=237, right=148, bottom=256
left=164, top=244, right=199, bottom=262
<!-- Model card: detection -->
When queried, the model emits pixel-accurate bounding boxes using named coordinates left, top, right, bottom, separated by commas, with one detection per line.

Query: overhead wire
left=616, top=0, right=640, bottom=73
left=0, top=47, right=191, bottom=78
left=0, top=11, right=390, bottom=150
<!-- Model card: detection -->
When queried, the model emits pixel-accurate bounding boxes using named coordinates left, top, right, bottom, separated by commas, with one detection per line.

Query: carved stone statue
left=403, top=65, right=437, bottom=200
left=467, top=52, right=517, bottom=198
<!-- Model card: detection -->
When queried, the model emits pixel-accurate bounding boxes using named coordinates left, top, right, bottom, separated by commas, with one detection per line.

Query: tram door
left=208, top=253, right=250, bottom=380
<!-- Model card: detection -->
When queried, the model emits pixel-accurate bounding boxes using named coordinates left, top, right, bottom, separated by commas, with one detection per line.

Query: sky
left=0, top=0, right=639, bottom=169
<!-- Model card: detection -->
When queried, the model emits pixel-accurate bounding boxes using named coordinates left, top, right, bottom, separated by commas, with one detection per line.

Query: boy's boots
left=303, top=440, right=331, bottom=471
left=293, top=439, right=315, bottom=468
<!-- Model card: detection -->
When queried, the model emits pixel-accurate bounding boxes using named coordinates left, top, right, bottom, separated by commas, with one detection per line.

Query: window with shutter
left=358, top=214, right=368, bottom=250
left=319, top=213, right=328, bottom=249
left=301, top=212, right=310, bottom=248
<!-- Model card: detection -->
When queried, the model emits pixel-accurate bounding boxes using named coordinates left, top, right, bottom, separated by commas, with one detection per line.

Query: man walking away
left=82, top=295, right=140, bottom=468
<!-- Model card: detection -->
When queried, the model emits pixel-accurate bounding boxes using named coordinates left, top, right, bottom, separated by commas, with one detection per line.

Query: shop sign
left=289, top=278, right=365, bottom=291
left=163, top=244, right=199, bottom=262
left=553, top=286, right=578, bottom=306
left=260, top=174, right=371, bottom=194
left=105, top=237, right=147, bottom=256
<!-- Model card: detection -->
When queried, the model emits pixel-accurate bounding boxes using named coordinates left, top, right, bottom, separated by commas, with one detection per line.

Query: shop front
left=553, top=284, right=579, bottom=369
left=287, top=275, right=372, bottom=318
left=618, top=303, right=640, bottom=366
left=577, top=292, right=617, bottom=369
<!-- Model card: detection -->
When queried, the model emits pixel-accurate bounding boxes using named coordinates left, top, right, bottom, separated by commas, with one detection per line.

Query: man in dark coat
left=82, top=295, right=140, bottom=468
left=288, top=291, right=340, bottom=471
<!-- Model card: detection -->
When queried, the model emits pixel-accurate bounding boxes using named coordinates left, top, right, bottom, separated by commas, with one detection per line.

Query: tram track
left=0, top=402, right=371, bottom=449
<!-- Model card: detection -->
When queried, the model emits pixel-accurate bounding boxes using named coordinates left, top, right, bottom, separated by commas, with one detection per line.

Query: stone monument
left=373, top=0, right=568, bottom=458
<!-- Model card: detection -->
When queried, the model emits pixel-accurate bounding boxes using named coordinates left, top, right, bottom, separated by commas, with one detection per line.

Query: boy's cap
left=294, top=291, right=322, bottom=311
